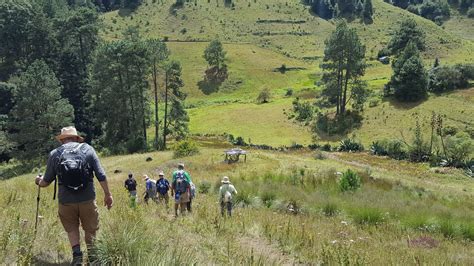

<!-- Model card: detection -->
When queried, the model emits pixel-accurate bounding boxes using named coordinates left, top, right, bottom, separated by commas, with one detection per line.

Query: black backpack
left=55, top=143, right=91, bottom=196
left=174, top=171, right=188, bottom=194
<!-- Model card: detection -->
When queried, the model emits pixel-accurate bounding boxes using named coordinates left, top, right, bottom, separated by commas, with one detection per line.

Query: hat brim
left=55, top=134, right=84, bottom=143
left=221, top=181, right=230, bottom=184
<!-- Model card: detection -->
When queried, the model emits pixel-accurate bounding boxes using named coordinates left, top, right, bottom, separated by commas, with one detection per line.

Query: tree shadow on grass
left=385, top=97, right=426, bottom=110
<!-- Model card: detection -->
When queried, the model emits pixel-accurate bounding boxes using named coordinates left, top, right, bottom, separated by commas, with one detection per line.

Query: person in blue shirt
left=143, top=175, right=157, bottom=204
left=156, top=171, right=170, bottom=208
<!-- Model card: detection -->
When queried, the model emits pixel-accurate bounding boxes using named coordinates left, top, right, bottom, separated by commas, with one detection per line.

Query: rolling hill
left=99, top=0, right=474, bottom=147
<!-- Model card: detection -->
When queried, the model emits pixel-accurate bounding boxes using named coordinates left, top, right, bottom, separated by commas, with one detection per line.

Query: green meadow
left=1, top=147, right=473, bottom=264
left=99, top=0, right=474, bottom=147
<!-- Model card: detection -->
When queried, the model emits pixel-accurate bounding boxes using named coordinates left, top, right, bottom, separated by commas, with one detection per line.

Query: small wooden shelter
left=224, top=148, right=247, bottom=163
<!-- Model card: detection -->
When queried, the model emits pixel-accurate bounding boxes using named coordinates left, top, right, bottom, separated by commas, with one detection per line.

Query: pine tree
left=387, top=18, right=426, bottom=55
left=163, top=61, right=188, bottom=148
left=146, top=39, right=170, bottom=150
left=390, top=42, right=428, bottom=102
left=320, top=20, right=367, bottom=115
left=9, top=60, right=74, bottom=162
left=90, top=39, right=150, bottom=152
left=362, top=0, right=373, bottom=23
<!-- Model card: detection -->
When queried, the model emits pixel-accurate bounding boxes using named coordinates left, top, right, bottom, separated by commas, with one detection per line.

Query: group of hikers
left=124, top=164, right=238, bottom=218
left=123, top=163, right=197, bottom=216
left=34, top=126, right=238, bottom=265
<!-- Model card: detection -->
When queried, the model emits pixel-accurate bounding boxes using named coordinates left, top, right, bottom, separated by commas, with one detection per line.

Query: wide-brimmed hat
left=221, top=176, right=230, bottom=184
left=55, top=126, right=84, bottom=142
left=158, top=171, right=164, bottom=176
left=178, top=163, right=185, bottom=168
left=143, top=175, right=150, bottom=181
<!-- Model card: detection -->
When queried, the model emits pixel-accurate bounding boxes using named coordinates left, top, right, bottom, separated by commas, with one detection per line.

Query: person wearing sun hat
left=143, top=174, right=157, bottom=204
left=219, top=176, right=238, bottom=217
left=156, top=170, right=170, bottom=207
left=34, top=126, right=113, bottom=265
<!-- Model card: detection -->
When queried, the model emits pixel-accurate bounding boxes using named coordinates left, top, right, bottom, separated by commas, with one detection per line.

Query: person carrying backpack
left=143, top=175, right=157, bottom=204
left=156, top=171, right=170, bottom=207
left=124, top=173, right=137, bottom=208
left=35, top=126, right=113, bottom=265
left=187, top=181, right=196, bottom=213
left=219, top=176, right=238, bottom=217
left=171, top=163, right=191, bottom=217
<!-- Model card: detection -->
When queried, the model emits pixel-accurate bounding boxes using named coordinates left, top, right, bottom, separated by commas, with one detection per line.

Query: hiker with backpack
left=171, top=163, right=191, bottom=216
left=219, top=176, right=238, bottom=217
left=34, top=126, right=113, bottom=265
left=143, top=175, right=157, bottom=204
left=187, top=181, right=196, bottom=213
left=124, top=173, right=137, bottom=208
left=156, top=171, right=170, bottom=207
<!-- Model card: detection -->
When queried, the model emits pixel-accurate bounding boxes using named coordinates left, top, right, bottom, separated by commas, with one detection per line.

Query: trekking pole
left=34, top=173, right=42, bottom=234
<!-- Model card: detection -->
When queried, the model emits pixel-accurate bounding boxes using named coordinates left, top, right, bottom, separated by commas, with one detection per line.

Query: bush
left=257, top=88, right=271, bottom=103
left=370, top=139, right=407, bottom=160
left=428, top=66, right=463, bottom=93
left=321, top=143, right=332, bottom=151
left=234, top=190, right=252, bottom=206
left=285, top=88, right=293, bottom=96
left=173, top=139, right=199, bottom=158
left=351, top=207, right=384, bottom=225
left=444, top=132, right=473, bottom=168
left=260, top=190, right=276, bottom=208
left=198, top=180, right=211, bottom=194
left=339, top=169, right=361, bottom=192
left=338, top=138, right=364, bottom=152
left=468, top=7, right=474, bottom=18
left=322, top=202, right=339, bottom=217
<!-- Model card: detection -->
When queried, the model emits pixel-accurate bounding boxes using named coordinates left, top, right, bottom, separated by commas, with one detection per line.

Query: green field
left=1, top=147, right=473, bottom=264
left=99, top=0, right=474, bottom=147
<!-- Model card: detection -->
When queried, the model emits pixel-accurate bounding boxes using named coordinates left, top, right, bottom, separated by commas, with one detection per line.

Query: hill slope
left=1, top=147, right=473, bottom=264
left=100, top=0, right=474, bottom=147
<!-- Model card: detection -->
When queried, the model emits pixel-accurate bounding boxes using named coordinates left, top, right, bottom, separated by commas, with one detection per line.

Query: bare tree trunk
left=163, top=71, right=169, bottom=150
left=153, top=63, right=159, bottom=150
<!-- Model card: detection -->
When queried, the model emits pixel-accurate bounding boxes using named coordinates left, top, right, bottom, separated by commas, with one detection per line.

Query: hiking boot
left=71, top=253, right=83, bottom=266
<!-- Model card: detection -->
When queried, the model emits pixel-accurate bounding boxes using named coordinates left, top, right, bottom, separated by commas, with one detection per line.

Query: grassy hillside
left=1, top=147, right=473, bottom=264
left=101, top=0, right=474, bottom=147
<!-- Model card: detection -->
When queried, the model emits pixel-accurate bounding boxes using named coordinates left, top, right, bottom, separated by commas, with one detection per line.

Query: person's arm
left=35, top=150, right=57, bottom=187
left=232, top=185, right=238, bottom=195
left=89, top=146, right=113, bottom=209
left=100, top=180, right=113, bottom=209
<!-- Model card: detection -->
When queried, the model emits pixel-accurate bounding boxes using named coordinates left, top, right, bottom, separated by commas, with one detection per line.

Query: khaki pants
left=58, top=200, right=99, bottom=234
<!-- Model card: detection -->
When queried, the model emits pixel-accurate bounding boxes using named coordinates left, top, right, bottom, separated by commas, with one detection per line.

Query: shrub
left=321, top=143, right=332, bottom=151
left=351, top=207, right=384, bottom=225
left=198, top=180, right=211, bottom=194
left=234, top=190, right=252, bottom=206
left=257, top=88, right=271, bottom=103
left=370, top=139, right=407, bottom=160
left=444, top=132, right=473, bottom=168
left=338, top=138, right=364, bottom=152
left=260, top=190, right=276, bottom=208
left=322, top=202, right=339, bottom=217
left=468, top=7, right=474, bottom=18
left=339, top=169, right=361, bottom=192
left=173, top=139, right=199, bottom=158
left=368, top=98, right=380, bottom=107
left=428, top=66, right=463, bottom=93
left=291, top=98, right=315, bottom=122
left=285, top=88, right=293, bottom=96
